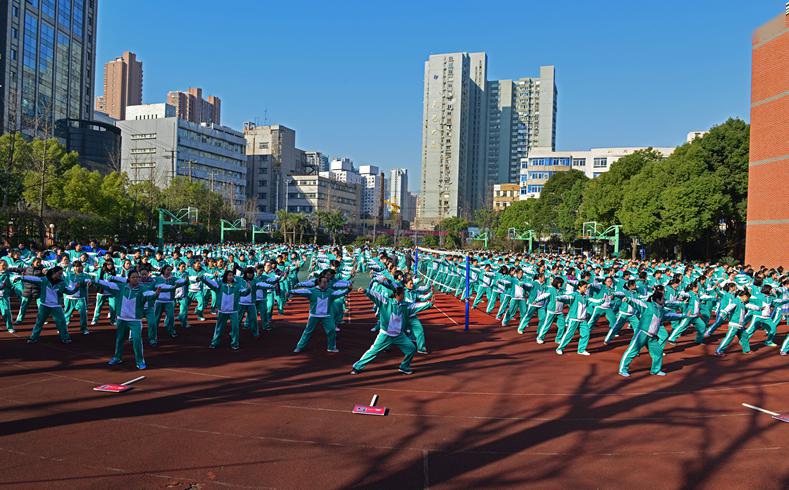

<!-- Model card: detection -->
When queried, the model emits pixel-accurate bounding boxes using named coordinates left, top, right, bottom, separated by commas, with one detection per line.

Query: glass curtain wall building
left=1, top=0, right=97, bottom=136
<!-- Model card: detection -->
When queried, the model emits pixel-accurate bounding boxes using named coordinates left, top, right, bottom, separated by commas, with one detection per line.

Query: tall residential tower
left=95, top=51, right=142, bottom=120
left=486, top=66, right=556, bottom=186
left=417, top=52, right=488, bottom=228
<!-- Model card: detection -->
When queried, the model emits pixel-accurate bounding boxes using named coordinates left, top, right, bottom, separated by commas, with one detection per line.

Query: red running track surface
left=0, top=292, right=788, bottom=489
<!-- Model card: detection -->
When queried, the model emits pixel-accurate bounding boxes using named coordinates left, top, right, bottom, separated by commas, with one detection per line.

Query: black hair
left=551, top=277, right=564, bottom=289
left=46, top=266, right=63, bottom=283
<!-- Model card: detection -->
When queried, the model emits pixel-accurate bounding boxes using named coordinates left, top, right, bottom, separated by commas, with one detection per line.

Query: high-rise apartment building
left=243, top=123, right=307, bottom=225
left=745, top=6, right=788, bottom=267
left=487, top=66, right=556, bottom=186
left=94, top=51, right=142, bottom=120
left=167, top=87, right=221, bottom=125
left=1, top=0, right=98, bottom=136
left=359, top=165, right=384, bottom=218
left=417, top=52, right=488, bottom=228
left=388, top=168, right=408, bottom=209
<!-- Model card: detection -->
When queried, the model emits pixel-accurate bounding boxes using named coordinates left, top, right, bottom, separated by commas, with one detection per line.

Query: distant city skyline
left=95, top=1, right=777, bottom=192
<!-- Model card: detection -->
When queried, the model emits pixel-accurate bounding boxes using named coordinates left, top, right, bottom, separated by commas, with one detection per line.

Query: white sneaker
left=327, top=348, right=339, bottom=353
left=577, top=351, right=591, bottom=356
left=293, top=348, right=302, bottom=353
left=536, top=338, right=544, bottom=344
left=555, top=349, right=563, bottom=355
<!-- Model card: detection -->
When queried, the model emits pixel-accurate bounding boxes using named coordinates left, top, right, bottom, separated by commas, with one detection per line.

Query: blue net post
left=414, top=247, right=419, bottom=275
left=464, top=255, right=470, bottom=331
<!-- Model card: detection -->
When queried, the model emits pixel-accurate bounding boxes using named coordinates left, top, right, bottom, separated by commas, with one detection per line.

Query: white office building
left=519, top=146, right=675, bottom=199
left=117, top=106, right=247, bottom=209
left=417, top=52, right=488, bottom=227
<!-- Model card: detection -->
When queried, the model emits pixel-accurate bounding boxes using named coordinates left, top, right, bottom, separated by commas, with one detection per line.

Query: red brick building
left=745, top=6, right=788, bottom=268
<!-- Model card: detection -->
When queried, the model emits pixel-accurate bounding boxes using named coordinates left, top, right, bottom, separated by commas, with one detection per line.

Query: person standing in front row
left=350, top=284, right=432, bottom=375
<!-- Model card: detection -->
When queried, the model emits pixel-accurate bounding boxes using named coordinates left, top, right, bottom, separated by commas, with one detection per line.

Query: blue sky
left=95, top=1, right=779, bottom=192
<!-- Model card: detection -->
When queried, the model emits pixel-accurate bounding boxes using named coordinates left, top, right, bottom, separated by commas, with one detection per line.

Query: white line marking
left=742, top=403, right=780, bottom=416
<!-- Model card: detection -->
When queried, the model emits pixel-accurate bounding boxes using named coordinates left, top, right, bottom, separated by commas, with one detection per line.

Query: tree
left=577, top=148, right=668, bottom=257
left=436, top=216, right=468, bottom=249
left=618, top=154, right=731, bottom=257
left=23, top=138, right=79, bottom=245
left=0, top=132, right=30, bottom=210
left=496, top=199, right=538, bottom=239
left=578, top=148, right=667, bottom=227
left=556, top=178, right=589, bottom=244
left=535, top=170, right=589, bottom=238
left=323, top=211, right=347, bottom=245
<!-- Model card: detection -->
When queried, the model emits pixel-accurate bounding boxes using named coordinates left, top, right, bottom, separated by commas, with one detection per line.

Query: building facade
left=304, top=150, right=328, bottom=173
left=117, top=109, right=247, bottom=209
left=519, top=146, right=675, bottom=199
left=359, top=165, right=383, bottom=218
left=166, top=87, right=221, bottom=126
left=55, top=118, right=121, bottom=174
left=94, top=51, right=142, bottom=121
left=745, top=7, right=788, bottom=267
left=417, top=52, right=488, bottom=228
left=492, top=183, right=520, bottom=211
left=487, top=66, right=557, bottom=188
left=286, top=174, right=360, bottom=224
left=388, top=168, right=408, bottom=217
left=243, top=123, right=307, bottom=225
left=402, top=191, right=417, bottom=224
left=1, top=0, right=98, bottom=136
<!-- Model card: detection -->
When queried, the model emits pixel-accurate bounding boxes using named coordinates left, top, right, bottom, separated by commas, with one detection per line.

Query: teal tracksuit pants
left=619, top=329, right=666, bottom=375
left=353, top=331, right=416, bottom=372
left=296, top=315, right=337, bottom=351
left=64, top=297, right=88, bottom=332
left=210, top=311, right=240, bottom=349
left=111, top=319, right=145, bottom=366
left=29, top=305, right=70, bottom=342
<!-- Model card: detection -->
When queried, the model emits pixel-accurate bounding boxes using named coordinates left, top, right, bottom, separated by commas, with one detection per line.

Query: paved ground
left=1, top=292, right=788, bottom=489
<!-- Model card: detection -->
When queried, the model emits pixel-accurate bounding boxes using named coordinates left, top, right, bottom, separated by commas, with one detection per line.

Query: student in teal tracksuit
left=604, top=280, right=642, bottom=344
left=63, top=260, right=91, bottom=335
left=555, top=281, right=600, bottom=355
left=704, top=282, right=737, bottom=338
left=745, top=285, right=787, bottom=347
left=148, top=264, right=187, bottom=345
left=618, top=291, right=686, bottom=377
left=290, top=274, right=350, bottom=353
left=667, top=282, right=713, bottom=345
left=23, top=266, right=86, bottom=344
left=536, top=277, right=566, bottom=343
left=715, top=289, right=760, bottom=355
left=95, top=270, right=160, bottom=369
left=351, top=284, right=432, bottom=375
left=0, top=261, right=17, bottom=333
left=201, top=271, right=252, bottom=350
left=517, top=273, right=547, bottom=334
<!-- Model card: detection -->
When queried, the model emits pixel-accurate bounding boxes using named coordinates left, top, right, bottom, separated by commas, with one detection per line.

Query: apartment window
left=131, top=133, right=157, bottom=140
left=572, top=158, right=586, bottom=167
left=11, top=27, right=18, bottom=39
left=130, top=147, right=156, bottom=154
left=593, top=157, right=608, bottom=168
left=258, top=142, right=269, bottom=150
left=10, top=48, right=17, bottom=61
left=13, top=5, right=20, bottom=16
left=257, top=180, right=268, bottom=187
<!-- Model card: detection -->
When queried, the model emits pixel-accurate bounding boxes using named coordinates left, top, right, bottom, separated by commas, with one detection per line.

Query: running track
left=1, top=292, right=788, bottom=489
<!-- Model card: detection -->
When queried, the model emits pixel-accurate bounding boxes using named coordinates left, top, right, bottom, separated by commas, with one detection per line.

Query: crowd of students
left=2, top=240, right=787, bottom=377
left=416, top=249, right=788, bottom=376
